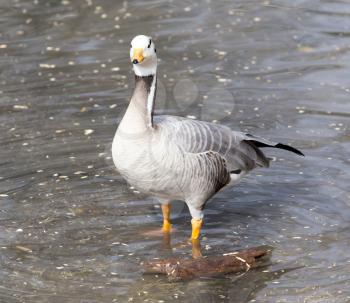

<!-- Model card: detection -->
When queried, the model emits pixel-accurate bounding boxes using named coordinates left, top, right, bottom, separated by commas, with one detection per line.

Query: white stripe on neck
left=132, top=58, right=157, bottom=127
left=147, top=74, right=156, bottom=127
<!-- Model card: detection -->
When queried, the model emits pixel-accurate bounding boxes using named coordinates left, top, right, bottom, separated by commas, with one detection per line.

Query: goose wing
left=155, top=115, right=303, bottom=172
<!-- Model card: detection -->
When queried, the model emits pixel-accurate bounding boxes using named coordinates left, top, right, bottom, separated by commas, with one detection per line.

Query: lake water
left=0, top=0, right=350, bottom=302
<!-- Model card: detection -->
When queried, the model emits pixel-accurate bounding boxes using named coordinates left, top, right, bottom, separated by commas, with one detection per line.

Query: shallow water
left=1, top=0, right=350, bottom=302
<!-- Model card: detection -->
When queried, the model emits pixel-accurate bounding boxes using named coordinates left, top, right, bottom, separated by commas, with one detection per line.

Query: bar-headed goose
left=112, top=35, right=304, bottom=243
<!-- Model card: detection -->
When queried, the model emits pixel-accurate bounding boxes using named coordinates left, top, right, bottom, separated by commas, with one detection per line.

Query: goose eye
left=147, top=39, right=152, bottom=48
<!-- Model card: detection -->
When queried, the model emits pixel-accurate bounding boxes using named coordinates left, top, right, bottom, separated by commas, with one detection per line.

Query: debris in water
left=13, top=105, right=28, bottom=110
left=15, top=246, right=32, bottom=253
left=39, top=63, right=56, bottom=69
left=84, top=129, right=94, bottom=135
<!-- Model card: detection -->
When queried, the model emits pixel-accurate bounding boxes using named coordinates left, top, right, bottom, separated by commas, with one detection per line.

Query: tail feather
left=274, top=143, right=304, bottom=156
left=244, top=134, right=305, bottom=157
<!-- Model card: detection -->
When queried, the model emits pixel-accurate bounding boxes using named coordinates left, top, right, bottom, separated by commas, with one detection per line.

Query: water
left=1, top=0, right=350, bottom=302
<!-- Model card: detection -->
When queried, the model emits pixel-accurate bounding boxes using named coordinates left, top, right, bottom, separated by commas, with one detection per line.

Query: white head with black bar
left=130, top=35, right=157, bottom=77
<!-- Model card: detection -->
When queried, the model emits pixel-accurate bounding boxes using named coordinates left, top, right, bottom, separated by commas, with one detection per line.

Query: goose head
left=130, top=35, right=157, bottom=77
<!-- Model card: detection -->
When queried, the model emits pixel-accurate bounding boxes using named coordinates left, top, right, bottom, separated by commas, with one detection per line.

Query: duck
left=112, top=35, right=304, bottom=246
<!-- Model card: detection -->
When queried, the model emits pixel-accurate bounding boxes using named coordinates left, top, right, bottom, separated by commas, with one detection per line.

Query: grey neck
left=134, top=74, right=157, bottom=127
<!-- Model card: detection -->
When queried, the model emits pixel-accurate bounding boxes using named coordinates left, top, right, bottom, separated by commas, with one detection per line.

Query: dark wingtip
left=230, top=169, right=242, bottom=174
left=275, top=143, right=305, bottom=157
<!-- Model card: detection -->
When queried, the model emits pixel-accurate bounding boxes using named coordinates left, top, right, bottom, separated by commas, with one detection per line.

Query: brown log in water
left=142, top=247, right=269, bottom=281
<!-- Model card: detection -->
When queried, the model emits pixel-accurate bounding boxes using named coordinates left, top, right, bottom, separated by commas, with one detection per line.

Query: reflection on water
left=0, top=0, right=350, bottom=302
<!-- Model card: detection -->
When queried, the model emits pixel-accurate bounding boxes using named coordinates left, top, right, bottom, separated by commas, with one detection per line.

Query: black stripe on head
left=147, top=39, right=152, bottom=48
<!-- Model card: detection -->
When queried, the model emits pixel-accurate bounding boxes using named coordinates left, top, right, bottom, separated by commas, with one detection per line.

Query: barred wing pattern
left=156, top=115, right=271, bottom=173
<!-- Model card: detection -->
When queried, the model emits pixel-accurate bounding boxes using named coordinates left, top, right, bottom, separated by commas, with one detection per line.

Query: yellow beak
left=132, top=48, right=144, bottom=64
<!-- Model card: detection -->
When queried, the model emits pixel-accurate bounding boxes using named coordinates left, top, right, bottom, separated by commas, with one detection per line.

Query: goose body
left=112, top=35, right=303, bottom=242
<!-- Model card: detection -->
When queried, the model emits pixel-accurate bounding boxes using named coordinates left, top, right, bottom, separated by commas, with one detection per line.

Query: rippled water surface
left=1, top=0, right=350, bottom=302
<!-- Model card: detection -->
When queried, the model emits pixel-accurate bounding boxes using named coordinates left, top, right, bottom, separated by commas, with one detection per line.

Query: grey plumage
left=112, top=75, right=303, bottom=219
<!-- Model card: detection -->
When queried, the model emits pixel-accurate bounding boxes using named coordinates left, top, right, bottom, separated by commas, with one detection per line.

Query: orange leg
left=161, top=203, right=171, bottom=232
left=191, top=218, right=203, bottom=240
left=191, top=218, right=203, bottom=258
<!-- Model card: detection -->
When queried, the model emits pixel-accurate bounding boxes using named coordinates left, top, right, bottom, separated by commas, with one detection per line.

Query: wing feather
left=155, top=115, right=269, bottom=172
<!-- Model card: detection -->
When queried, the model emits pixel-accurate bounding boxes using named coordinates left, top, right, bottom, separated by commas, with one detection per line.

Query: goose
left=112, top=35, right=304, bottom=246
